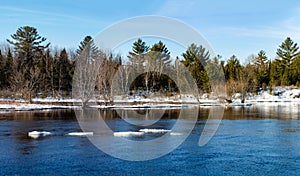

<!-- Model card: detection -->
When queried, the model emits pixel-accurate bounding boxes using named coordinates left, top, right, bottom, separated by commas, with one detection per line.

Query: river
left=0, top=103, right=300, bottom=175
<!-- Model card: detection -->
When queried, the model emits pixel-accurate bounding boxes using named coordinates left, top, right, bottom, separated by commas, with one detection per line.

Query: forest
left=0, top=26, right=299, bottom=103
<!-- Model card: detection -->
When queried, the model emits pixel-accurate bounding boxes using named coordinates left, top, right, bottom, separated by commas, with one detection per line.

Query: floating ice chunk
left=139, top=129, right=171, bottom=133
left=113, top=131, right=144, bottom=137
left=67, top=132, right=94, bottom=136
left=28, top=131, right=52, bottom=139
left=170, top=132, right=183, bottom=136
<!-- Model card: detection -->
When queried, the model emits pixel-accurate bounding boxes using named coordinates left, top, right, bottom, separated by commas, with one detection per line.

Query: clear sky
left=1, top=0, right=300, bottom=63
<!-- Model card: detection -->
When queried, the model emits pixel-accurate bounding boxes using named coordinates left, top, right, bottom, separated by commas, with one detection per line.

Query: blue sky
left=1, top=0, right=300, bottom=63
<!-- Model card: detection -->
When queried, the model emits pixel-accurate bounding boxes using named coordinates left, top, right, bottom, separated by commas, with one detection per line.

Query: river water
left=0, top=103, right=300, bottom=175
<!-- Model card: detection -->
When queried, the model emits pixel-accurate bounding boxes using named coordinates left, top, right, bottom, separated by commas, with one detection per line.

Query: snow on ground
left=0, top=88, right=299, bottom=111
left=0, top=104, right=76, bottom=111
left=247, top=88, right=300, bottom=103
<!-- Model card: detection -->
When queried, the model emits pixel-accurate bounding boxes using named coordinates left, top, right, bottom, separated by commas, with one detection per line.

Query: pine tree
left=128, top=38, right=149, bottom=91
left=181, top=43, right=210, bottom=92
left=76, top=36, right=99, bottom=56
left=254, top=50, right=270, bottom=89
left=291, top=55, right=300, bottom=86
left=7, top=26, right=50, bottom=77
left=43, top=49, right=54, bottom=97
left=224, top=55, right=242, bottom=81
left=3, top=48, right=13, bottom=88
left=0, top=50, right=4, bottom=88
left=276, top=37, right=299, bottom=85
left=50, top=51, right=59, bottom=97
left=58, top=49, right=73, bottom=95
left=7, top=26, right=49, bottom=101
left=147, top=41, right=171, bottom=91
left=254, top=50, right=268, bottom=66
left=205, top=55, right=224, bottom=83
left=270, top=59, right=283, bottom=86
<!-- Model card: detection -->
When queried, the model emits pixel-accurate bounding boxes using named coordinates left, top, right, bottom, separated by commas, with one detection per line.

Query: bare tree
left=96, top=53, right=121, bottom=105
left=72, top=47, right=101, bottom=107
left=114, top=63, right=132, bottom=96
left=10, top=65, right=41, bottom=103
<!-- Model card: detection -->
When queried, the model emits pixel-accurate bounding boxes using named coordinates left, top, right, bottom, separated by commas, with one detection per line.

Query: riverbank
left=0, top=96, right=299, bottom=112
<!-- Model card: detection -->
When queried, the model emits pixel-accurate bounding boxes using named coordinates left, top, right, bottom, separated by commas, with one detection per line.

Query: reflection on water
left=0, top=103, right=299, bottom=121
left=222, top=103, right=300, bottom=119
left=0, top=103, right=300, bottom=175
left=0, top=109, right=76, bottom=121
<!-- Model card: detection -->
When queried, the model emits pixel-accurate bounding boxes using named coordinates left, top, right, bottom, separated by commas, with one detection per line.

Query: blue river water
left=0, top=103, right=300, bottom=176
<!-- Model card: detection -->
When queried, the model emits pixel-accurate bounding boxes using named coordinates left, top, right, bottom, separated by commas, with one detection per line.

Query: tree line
left=0, top=26, right=299, bottom=103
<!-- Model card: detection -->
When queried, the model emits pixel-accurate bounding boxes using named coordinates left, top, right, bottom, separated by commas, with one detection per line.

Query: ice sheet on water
left=28, top=131, right=52, bottom=139
left=67, top=132, right=94, bottom=136
left=139, top=129, right=171, bottom=133
left=170, top=132, right=183, bottom=136
left=113, top=131, right=144, bottom=137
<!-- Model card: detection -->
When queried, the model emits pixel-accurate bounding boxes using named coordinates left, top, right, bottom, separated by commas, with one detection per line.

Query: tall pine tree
left=7, top=26, right=50, bottom=78
left=128, top=38, right=149, bottom=91
left=182, top=43, right=210, bottom=92
left=0, top=50, right=4, bottom=88
left=3, top=48, right=13, bottom=88
left=254, top=50, right=270, bottom=89
left=276, top=37, right=299, bottom=85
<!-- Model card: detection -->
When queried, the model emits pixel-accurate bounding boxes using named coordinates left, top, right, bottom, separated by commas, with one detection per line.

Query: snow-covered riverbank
left=0, top=88, right=299, bottom=111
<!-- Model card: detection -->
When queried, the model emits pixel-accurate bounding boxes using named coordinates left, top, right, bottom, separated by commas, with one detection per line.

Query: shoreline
left=0, top=98, right=299, bottom=112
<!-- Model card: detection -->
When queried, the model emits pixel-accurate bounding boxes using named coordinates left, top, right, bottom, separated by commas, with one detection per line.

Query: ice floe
left=67, top=132, right=94, bottom=136
left=170, top=132, right=183, bottom=136
left=28, top=131, right=52, bottom=139
left=139, top=129, right=171, bottom=133
left=113, top=131, right=145, bottom=137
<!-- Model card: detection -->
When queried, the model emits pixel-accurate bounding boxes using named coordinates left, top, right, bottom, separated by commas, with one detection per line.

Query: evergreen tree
left=224, top=55, right=242, bottom=81
left=58, top=49, right=72, bottom=95
left=147, top=41, right=171, bottom=91
left=43, top=49, right=54, bottom=97
left=128, top=38, right=149, bottom=90
left=205, top=55, right=224, bottom=83
left=128, top=38, right=149, bottom=62
left=7, top=26, right=50, bottom=77
left=181, top=43, right=210, bottom=91
left=254, top=50, right=268, bottom=66
left=7, top=26, right=49, bottom=101
left=291, top=55, right=300, bottom=86
left=276, top=37, right=299, bottom=85
left=76, top=36, right=99, bottom=56
left=0, top=50, right=4, bottom=88
left=270, top=58, right=283, bottom=86
left=3, top=48, right=13, bottom=88
left=254, top=50, right=270, bottom=89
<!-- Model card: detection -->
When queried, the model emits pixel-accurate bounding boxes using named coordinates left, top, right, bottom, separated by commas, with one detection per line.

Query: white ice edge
left=139, top=129, right=171, bottom=133
left=170, top=132, right=183, bottom=136
left=28, top=131, right=52, bottom=139
left=0, top=104, right=75, bottom=110
left=67, top=132, right=94, bottom=136
left=113, top=131, right=145, bottom=137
